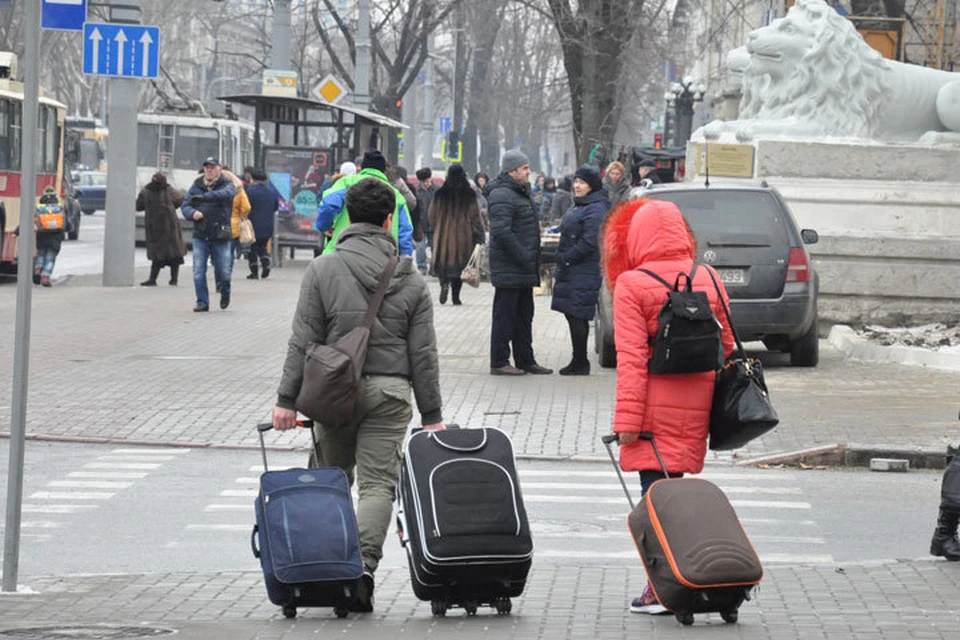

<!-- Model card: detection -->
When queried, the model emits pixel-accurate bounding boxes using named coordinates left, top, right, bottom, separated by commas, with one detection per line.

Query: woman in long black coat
left=550, top=165, right=610, bottom=375
left=136, top=172, right=185, bottom=286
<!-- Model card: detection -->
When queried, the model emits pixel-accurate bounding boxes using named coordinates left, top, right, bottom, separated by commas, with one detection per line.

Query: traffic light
left=654, top=133, right=663, bottom=149
left=395, top=97, right=403, bottom=109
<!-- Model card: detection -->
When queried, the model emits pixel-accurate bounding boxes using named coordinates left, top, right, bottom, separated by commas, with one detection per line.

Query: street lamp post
left=667, top=76, right=706, bottom=147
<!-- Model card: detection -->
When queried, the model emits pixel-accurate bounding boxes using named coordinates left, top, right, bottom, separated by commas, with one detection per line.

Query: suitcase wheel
left=431, top=599, right=448, bottom=617
left=464, top=599, right=479, bottom=616
left=675, top=611, right=694, bottom=626
left=720, top=609, right=738, bottom=624
left=282, top=605, right=297, bottom=619
left=495, top=597, right=512, bottom=615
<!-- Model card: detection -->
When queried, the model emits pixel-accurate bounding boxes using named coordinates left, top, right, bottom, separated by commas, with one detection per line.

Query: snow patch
left=855, top=323, right=960, bottom=353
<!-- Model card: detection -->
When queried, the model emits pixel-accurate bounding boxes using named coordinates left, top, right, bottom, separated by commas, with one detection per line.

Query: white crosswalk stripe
left=21, top=447, right=191, bottom=543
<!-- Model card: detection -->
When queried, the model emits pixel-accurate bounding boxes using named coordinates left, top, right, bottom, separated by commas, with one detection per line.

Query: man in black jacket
left=486, top=150, right=553, bottom=376
left=181, top=157, right=237, bottom=312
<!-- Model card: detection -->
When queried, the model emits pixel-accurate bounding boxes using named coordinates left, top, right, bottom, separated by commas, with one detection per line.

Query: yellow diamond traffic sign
left=313, top=74, right=348, bottom=105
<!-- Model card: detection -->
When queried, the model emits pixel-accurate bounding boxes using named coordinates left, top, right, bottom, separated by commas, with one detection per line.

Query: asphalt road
left=53, top=210, right=153, bottom=277
left=0, top=439, right=943, bottom=578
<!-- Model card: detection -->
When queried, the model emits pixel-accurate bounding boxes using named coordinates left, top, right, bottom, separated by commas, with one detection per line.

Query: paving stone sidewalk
left=1, top=259, right=958, bottom=462
left=0, top=560, right=958, bottom=639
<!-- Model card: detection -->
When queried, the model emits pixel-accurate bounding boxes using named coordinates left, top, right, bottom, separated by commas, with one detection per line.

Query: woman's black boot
left=931, top=508, right=960, bottom=560
left=451, top=279, right=463, bottom=305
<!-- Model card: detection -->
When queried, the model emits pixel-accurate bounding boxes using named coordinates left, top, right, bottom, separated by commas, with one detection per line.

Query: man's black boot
left=930, top=508, right=960, bottom=560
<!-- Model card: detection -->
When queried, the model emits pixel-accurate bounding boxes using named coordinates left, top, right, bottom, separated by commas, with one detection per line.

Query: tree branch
left=311, top=2, right=355, bottom=90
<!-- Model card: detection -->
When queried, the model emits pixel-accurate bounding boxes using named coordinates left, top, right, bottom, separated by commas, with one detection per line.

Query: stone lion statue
left=697, top=0, right=960, bottom=143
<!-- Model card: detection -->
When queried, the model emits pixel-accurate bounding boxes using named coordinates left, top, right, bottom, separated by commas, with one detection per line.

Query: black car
left=595, top=184, right=820, bottom=368
left=62, top=172, right=82, bottom=240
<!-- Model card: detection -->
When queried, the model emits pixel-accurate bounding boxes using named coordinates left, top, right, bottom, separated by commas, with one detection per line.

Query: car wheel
left=789, top=314, right=819, bottom=367
left=82, top=209, right=95, bottom=215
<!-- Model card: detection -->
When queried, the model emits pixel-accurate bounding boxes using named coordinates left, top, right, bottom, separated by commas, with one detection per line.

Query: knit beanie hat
left=501, top=149, right=530, bottom=174
left=339, top=161, right=358, bottom=175
left=361, top=149, right=387, bottom=173
left=574, top=165, right=603, bottom=193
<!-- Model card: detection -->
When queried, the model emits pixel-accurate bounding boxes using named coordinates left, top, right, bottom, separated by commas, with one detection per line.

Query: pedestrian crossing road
left=0, top=440, right=943, bottom=578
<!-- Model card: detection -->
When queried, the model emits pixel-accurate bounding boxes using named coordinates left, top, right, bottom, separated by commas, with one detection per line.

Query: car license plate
left=717, top=269, right=745, bottom=284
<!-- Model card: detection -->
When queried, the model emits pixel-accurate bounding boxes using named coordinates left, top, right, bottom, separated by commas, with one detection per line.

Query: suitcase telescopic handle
left=601, top=431, right=670, bottom=510
left=256, top=420, right=317, bottom=472
left=601, top=434, right=636, bottom=510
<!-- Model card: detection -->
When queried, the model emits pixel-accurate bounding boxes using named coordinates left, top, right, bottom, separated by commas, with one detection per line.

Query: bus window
left=137, top=123, right=159, bottom=168
left=220, top=124, right=234, bottom=170
left=44, top=107, right=58, bottom=173
left=174, top=126, right=219, bottom=171
left=0, top=99, right=9, bottom=170
left=241, top=129, right=253, bottom=168
left=10, top=101, right=21, bottom=171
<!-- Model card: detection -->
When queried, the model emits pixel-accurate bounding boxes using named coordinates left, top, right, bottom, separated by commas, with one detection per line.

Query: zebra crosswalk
left=17, top=447, right=191, bottom=542
left=518, top=465, right=833, bottom=565
left=178, top=457, right=833, bottom=567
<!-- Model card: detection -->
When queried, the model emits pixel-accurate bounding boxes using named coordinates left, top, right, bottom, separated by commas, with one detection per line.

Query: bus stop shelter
left=216, top=94, right=407, bottom=261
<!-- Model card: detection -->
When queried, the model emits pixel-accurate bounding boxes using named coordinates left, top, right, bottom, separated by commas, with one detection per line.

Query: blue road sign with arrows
left=82, top=22, right=160, bottom=79
left=42, top=0, right=87, bottom=31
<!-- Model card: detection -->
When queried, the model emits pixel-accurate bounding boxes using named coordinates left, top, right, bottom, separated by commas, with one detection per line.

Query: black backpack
left=638, top=263, right=723, bottom=374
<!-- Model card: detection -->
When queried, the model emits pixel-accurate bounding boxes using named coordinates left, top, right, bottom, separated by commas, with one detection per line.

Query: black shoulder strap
left=639, top=263, right=699, bottom=292
left=636, top=268, right=673, bottom=290
left=703, top=266, right=745, bottom=359
left=363, top=256, right=399, bottom=329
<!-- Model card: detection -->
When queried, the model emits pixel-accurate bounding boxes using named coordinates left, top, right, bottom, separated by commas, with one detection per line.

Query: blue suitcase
left=251, top=422, right=363, bottom=619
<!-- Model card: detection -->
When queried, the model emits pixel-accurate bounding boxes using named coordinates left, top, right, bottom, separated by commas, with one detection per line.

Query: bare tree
left=311, top=0, right=462, bottom=119
left=546, top=0, right=647, bottom=164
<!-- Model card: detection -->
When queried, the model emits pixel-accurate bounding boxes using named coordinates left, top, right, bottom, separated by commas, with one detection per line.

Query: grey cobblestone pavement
left=2, top=259, right=958, bottom=458
left=0, top=561, right=958, bottom=638
left=2, top=259, right=960, bottom=637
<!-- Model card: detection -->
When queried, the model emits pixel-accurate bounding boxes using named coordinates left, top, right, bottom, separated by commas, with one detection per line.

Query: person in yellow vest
left=314, top=149, right=414, bottom=256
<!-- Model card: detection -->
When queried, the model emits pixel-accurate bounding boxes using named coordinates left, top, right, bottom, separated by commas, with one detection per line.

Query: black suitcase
left=603, top=432, right=762, bottom=626
left=397, top=426, right=533, bottom=616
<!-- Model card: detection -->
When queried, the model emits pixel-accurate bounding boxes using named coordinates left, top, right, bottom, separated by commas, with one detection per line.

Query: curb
left=734, top=443, right=950, bottom=470
left=828, top=324, right=960, bottom=371
left=4, top=433, right=951, bottom=470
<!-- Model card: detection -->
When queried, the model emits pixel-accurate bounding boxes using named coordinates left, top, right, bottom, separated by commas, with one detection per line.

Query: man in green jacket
left=314, top=149, right=414, bottom=255
left=274, top=178, right=445, bottom=613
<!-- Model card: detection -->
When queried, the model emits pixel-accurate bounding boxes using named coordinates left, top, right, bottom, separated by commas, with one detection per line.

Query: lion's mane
left=739, top=0, right=891, bottom=137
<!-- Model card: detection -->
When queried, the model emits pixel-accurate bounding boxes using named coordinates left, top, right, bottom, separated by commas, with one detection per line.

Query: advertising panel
left=264, top=147, right=331, bottom=248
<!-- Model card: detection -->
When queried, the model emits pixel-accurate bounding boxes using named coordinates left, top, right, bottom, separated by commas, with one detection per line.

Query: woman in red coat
left=603, top=197, right=735, bottom=614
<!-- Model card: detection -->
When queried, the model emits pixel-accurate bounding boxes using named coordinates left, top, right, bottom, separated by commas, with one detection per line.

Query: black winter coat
left=181, top=175, right=236, bottom=242
left=486, top=173, right=541, bottom=288
left=246, top=182, right=279, bottom=240
left=550, top=189, right=608, bottom=320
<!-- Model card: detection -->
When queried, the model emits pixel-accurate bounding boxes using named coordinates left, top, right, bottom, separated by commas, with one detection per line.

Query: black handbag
left=705, top=269, right=779, bottom=451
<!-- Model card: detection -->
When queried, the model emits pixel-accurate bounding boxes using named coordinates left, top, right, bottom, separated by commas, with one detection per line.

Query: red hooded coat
left=605, top=199, right=735, bottom=474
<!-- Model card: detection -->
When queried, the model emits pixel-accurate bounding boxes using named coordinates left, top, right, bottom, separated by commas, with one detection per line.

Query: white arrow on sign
left=139, top=31, right=153, bottom=77
left=88, top=27, right=102, bottom=74
left=114, top=28, right=128, bottom=74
